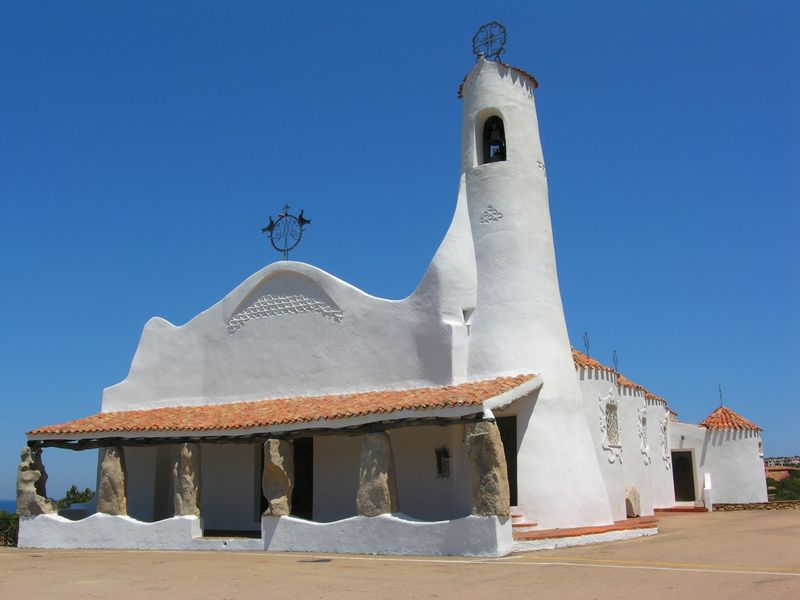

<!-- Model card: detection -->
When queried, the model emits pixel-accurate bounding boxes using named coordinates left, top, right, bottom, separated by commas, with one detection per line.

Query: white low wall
left=262, top=514, right=512, bottom=557
left=19, top=513, right=512, bottom=556
left=18, top=514, right=204, bottom=550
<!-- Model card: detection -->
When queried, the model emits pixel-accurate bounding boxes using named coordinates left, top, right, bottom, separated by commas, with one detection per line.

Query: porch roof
left=27, top=374, right=539, bottom=443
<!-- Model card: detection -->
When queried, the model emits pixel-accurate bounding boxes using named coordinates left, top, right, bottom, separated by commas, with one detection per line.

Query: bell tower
left=459, top=39, right=613, bottom=527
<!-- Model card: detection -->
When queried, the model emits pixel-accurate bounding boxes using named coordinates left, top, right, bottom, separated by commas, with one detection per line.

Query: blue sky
left=1, top=1, right=797, bottom=500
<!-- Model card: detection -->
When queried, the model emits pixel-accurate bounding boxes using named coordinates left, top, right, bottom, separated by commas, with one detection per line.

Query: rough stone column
left=262, top=439, right=294, bottom=516
left=356, top=432, right=399, bottom=517
left=465, top=421, right=510, bottom=517
left=173, top=443, right=201, bottom=517
left=625, top=486, right=641, bottom=518
left=16, top=446, right=58, bottom=517
left=97, top=446, right=128, bottom=515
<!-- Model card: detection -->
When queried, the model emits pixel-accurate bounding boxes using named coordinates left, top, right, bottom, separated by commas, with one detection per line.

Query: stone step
left=512, top=521, right=538, bottom=530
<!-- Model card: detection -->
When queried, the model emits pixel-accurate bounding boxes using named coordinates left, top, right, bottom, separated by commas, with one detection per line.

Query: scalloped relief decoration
left=227, top=293, right=344, bottom=334
left=638, top=405, right=651, bottom=465
left=598, top=388, right=622, bottom=464
left=660, top=413, right=671, bottom=469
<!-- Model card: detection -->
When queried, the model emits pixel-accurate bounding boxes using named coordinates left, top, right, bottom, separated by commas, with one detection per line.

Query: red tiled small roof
left=700, top=406, right=761, bottom=431
left=457, top=60, right=539, bottom=98
left=28, top=375, right=536, bottom=439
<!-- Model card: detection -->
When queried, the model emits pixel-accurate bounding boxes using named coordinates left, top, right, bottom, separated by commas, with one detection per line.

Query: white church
left=17, top=28, right=767, bottom=556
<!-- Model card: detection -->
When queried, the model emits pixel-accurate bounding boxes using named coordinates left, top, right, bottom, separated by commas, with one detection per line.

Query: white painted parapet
left=19, top=514, right=206, bottom=551
left=262, top=514, right=512, bottom=557
left=18, top=513, right=512, bottom=556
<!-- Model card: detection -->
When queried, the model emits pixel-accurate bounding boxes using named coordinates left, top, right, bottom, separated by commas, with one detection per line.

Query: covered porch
left=16, top=375, right=540, bottom=556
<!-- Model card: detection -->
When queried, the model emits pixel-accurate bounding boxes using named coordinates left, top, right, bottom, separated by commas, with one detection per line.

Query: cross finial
left=472, top=22, right=507, bottom=62
left=718, top=384, right=724, bottom=407
left=583, top=332, right=591, bottom=357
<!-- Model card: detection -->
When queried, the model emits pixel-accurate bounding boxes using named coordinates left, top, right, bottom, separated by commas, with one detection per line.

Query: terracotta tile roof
left=616, top=374, right=646, bottom=392
left=28, top=375, right=536, bottom=439
left=700, top=406, right=762, bottom=431
left=571, top=348, right=615, bottom=373
left=571, top=348, right=667, bottom=405
left=457, top=60, right=539, bottom=98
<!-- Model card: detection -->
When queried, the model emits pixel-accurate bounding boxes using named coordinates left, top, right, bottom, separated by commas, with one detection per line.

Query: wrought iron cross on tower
left=472, top=21, right=507, bottom=62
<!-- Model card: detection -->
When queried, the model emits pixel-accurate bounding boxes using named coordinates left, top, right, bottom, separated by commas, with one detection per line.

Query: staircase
left=510, top=506, right=538, bottom=534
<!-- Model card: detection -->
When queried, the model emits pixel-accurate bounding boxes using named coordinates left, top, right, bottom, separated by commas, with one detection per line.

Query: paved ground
left=1, top=510, right=798, bottom=599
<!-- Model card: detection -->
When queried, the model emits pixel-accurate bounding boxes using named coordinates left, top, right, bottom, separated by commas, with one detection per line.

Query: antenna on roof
left=583, top=332, right=591, bottom=357
left=718, top=384, right=724, bottom=407
left=612, top=350, right=619, bottom=372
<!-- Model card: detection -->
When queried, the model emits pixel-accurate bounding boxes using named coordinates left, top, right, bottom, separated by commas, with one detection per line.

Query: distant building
left=765, top=457, right=800, bottom=467
left=17, top=37, right=767, bottom=556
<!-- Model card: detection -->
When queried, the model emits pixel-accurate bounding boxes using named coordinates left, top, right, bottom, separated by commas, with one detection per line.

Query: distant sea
left=0, top=499, right=16, bottom=514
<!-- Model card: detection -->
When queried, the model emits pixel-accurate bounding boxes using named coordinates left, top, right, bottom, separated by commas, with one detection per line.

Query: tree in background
left=767, top=472, right=800, bottom=501
left=57, top=485, right=95, bottom=510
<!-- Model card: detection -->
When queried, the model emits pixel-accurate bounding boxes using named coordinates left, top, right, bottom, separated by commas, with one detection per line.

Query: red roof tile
left=28, top=375, right=536, bottom=438
left=571, top=348, right=667, bottom=405
left=700, top=406, right=761, bottom=431
left=571, top=348, right=615, bottom=373
left=616, top=374, right=646, bottom=392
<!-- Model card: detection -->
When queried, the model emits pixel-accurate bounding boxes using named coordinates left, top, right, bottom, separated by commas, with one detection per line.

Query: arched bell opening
left=481, top=115, right=506, bottom=164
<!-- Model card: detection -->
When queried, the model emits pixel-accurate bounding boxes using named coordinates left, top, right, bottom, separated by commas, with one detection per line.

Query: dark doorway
left=292, top=437, right=314, bottom=519
left=496, top=416, right=518, bottom=506
left=671, top=450, right=696, bottom=502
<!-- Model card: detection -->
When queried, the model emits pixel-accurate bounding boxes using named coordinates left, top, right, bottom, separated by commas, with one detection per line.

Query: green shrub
left=0, top=511, right=18, bottom=547
left=772, top=472, right=800, bottom=501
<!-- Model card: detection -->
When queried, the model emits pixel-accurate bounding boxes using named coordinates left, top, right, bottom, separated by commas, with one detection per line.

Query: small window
left=482, top=116, right=506, bottom=163
left=435, top=446, right=451, bottom=478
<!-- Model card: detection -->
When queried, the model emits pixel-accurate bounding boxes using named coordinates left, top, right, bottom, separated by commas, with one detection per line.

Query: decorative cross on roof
left=472, top=22, right=507, bottom=62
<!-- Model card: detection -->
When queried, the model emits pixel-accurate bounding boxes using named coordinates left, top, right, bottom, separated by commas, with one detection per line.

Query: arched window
left=482, top=116, right=506, bottom=163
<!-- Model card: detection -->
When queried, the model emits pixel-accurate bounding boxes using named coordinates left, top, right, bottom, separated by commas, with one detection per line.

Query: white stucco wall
left=314, top=426, right=473, bottom=523
left=102, top=184, right=477, bottom=413
left=578, top=367, right=626, bottom=521
left=389, top=425, right=472, bottom=521
left=200, top=443, right=260, bottom=532
left=670, top=421, right=767, bottom=504
left=618, top=387, right=654, bottom=517
left=123, top=445, right=175, bottom=522
left=262, top=514, right=511, bottom=557
left=313, top=435, right=362, bottom=522
left=19, top=513, right=512, bottom=557
left=647, top=402, right=676, bottom=509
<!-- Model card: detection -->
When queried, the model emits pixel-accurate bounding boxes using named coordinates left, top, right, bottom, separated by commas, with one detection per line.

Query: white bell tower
left=460, top=56, right=614, bottom=528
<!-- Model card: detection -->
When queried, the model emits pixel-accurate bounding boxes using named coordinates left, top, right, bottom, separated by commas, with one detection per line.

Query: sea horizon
left=0, top=499, right=16, bottom=514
